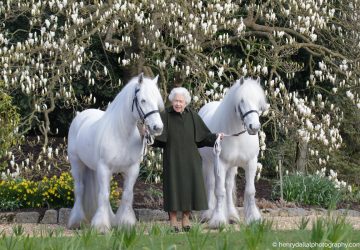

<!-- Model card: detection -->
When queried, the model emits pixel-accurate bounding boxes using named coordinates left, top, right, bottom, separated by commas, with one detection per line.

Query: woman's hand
left=137, top=122, right=147, bottom=137
left=217, top=132, right=225, bottom=140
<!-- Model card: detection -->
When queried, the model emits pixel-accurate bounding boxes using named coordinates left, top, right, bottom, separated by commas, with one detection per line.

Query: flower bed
left=0, top=172, right=121, bottom=211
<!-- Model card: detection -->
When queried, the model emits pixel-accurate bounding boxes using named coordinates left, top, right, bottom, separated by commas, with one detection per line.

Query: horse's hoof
left=115, top=214, right=136, bottom=228
left=97, top=228, right=110, bottom=234
left=68, top=223, right=80, bottom=230
left=246, top=217, right=262, bottom=225
left=229, top=218, right=241, bottom=224
left=116, top=221, right=136, bottom=230
left=245, top=211, right=262, bottom=224
left=228, top=216, right=240, bottom=224
left=208, top=220, right=227, bottom=229
left=208, top=215, right=227, bottom=229
left=115, top=221, right=135, bottom=229
left=91, top=215, right=111, bottom=233
left=228, top=209, right=240, bottom=223
left=92, top=223, right=111, bottom=234
left=115, top=209, right=137, bottom=227
left=199, top=217, right=209, bottom=224
left=200, top=210, right=213, bottom=223
left=68, top=217, right=88, bottom=230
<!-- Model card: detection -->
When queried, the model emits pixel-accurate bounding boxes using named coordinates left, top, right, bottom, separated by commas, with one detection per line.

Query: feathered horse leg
left=201, top=155, right=216, bottom=222
left=68, top=157, right=88, bottom=229
left=243, top=157, right=261, bottom=224
left=115, top=163, right=140, bottom=228
left=91, top=163, right=113, bottom=233
left=208, top=158, right=228, bottom=228
left=226, top=167, right=240, bottom=223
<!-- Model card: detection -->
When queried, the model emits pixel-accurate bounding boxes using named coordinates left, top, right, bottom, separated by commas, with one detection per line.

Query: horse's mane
left=104, top=76, right=164, bottom=117
left=218, top=78, right=266, bottom=111
left=97, top=77, right=137, bottom=134
left=236, top=78, right=267, bottom=109
left=91, top=78, right=137, bottom=156
left=93, top=76, right=163, bottom=157
left=212, top=77, right=267, bottom=130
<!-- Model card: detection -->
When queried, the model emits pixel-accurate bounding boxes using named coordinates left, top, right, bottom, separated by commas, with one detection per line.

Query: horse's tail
left=82, top=167, right=98, bottom=220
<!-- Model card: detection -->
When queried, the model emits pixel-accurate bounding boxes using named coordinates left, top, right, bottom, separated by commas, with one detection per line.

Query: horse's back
left=68, top=109, right=104, bottom=158
left=198, top=101, right=220, bottom=126
left=69, top=109, right=103, bottom=137
left=198, top=101, right=220, bottom=162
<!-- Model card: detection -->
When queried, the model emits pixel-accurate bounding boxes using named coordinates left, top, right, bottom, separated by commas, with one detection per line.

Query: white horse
left=198, top=77, right=268, bottom=228
left=67, top=73, right=164, bottom=232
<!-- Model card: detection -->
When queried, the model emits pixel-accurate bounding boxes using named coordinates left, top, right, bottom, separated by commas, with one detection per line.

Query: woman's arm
left=196, top=133, right=218, bottom=148
left=152, top=139, right=166, bottom=148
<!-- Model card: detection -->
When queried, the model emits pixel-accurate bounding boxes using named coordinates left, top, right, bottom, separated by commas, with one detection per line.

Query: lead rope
left=213, top=134, right=222, bottom=178
left=140, top=126, right=155, bottom=161
left=212, top=129, right=248, bottom=177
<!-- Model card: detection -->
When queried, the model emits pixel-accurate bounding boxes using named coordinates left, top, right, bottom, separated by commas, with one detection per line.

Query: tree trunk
left=295, top=141, right=308, bottom=173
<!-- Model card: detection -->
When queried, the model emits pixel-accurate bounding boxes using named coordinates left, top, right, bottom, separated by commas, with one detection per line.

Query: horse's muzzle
left=150, top=124, right=163, bottom=136
left=247, top=130, right=258, bottom=135
left=247, top=123, right=260, bottom=135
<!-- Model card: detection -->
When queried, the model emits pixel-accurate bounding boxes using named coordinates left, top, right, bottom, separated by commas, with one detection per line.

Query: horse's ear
left=153, top=74, right=159, bottom=84
left=138, top=72, right=144, bottom=84
left=256, top=77, right=260, bottom=85
left=239, top=77, right=244, bottom=85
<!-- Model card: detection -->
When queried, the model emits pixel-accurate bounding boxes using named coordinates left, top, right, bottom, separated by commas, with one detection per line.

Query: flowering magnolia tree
left=0, top=0, right=359, bottom=181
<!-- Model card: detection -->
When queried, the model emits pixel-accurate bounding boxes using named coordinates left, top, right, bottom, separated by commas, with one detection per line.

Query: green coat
left=153, top=106, right=217, bottom=212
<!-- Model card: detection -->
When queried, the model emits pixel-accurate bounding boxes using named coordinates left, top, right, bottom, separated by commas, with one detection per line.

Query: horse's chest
left=104, top=139, right=143, bottom=170
left=221, top=137, right=259, bottom=165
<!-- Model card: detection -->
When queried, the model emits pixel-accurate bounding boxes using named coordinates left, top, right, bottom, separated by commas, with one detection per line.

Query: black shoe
left=182, top=225, right=191, bottom=232
left=171, top=226, right=180, bottom=233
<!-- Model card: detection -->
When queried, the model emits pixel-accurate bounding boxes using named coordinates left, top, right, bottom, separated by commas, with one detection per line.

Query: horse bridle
left=131, top=88, right=160, bottom=122
left=240, top=109, right=259, bottom=120
left=231, top=106, right=259, bottom=136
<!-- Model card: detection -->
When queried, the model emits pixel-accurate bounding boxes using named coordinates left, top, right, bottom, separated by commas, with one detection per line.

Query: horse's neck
left=213, top=107, right=244, bottom=134
left=117, top=103, right=138, bottom=136
left=101, top=85, right=138, bottom=137
left=212, top=91, right=245, bottom=134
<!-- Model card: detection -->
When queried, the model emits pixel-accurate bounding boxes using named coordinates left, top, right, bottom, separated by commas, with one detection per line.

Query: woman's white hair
left=168, top=87, right=191, bottom=105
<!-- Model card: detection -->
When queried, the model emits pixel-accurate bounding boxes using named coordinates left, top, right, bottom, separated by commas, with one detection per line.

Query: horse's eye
left=141, top=99, right=146, bottom=104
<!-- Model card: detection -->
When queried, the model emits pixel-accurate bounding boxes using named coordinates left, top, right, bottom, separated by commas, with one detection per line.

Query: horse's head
left=235, top=77, right=268, bottom=135
left=132, top=73, right=164, bottom=136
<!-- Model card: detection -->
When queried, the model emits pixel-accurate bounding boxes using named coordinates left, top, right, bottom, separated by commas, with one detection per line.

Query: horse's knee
left=126, top=164, right=140, bottom=177
left=244, top=184, right=256, bottom=197
left=225, top=180, right=235, bottom=191
left=207, top=174, right=215, bottom=185
left=215, top=187, right=226, bottom=198
left=245, top=188, right=255, bottom=198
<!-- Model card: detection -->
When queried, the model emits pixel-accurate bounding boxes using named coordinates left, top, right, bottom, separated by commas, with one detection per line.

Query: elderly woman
left=153, top=87, right=223, bottom=232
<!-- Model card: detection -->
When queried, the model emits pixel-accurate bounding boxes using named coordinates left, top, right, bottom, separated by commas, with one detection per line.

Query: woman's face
left=172, top=94, right=186, bottom=113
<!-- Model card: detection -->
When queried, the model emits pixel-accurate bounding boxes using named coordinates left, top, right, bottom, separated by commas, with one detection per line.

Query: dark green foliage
left=186, top=224, right=210, bottom=250
left=0, top=87, right=21, bottom=170
left=297, top=217, right=310, bottom=230
left=12, top=225, right=25, bottom=237
left=0, top=199, right=22, bottom=212
left=272, top=173, right=343, bottom=208
left=311, top=216, right=353, bottom=245
left=311, top=217, right=328, bottom=243
left=327, top=98, right=360, bottom=186
left=242, top=220, right=273, bottom=250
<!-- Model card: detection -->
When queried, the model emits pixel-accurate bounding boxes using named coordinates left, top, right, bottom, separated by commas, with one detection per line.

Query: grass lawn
left=1, top=218, right=360, bottom=250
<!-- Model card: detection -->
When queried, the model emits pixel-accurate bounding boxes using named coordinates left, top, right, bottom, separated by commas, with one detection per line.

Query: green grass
left=272, top=173, right=344, bottom=209
left=0, top=219, right=359, bottom=250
